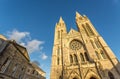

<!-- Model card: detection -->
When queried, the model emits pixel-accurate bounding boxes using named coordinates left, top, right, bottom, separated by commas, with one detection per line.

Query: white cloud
left=7, top=29, right=44, bottom=54
left=7, top=29, right=30, bottom=42
left=25, top=40, right=44, bottom=53
left=41, top=53, right=48, bottom=60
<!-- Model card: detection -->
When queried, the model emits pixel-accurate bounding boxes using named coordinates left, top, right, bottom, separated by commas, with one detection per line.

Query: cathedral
left=50, top=12, right=120, bottom=79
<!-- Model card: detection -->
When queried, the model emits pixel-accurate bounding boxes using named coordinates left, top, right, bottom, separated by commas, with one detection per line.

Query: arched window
left=85, top=52, right=89, bottom=61
left=82, top=24, right=89, bottom=36
left=95, top=51, right=100, bottom=59
left=90, top=40, right=95, bottom=49
left=0, top=58, right=11, bottom=73
left=57, top=57, right=59, bottom=65
left=74, top=54, right=78, bottom=63
left=108, top=71, right=114, bottom=79
left=57, top=46, right=60, bottom=55
left=95, top=41, right=101, bottom=48
left=101, top=50, right=107, bottom=59
left=70, top=55, right=73, bottom=63
left=86, top=23, right=94, bottom=35
left=80, top=53, right=85, bottom=62
left=58, top=31, right=60, bottom=39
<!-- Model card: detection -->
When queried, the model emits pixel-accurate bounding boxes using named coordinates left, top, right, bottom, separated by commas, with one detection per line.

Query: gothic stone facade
left=0, top=36, right=46, bottom=79
left=50, top=12, right=120, bottom=79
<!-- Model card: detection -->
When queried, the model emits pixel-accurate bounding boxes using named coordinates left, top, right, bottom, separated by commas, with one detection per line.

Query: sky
left=0, top=0, right=120, bottom=79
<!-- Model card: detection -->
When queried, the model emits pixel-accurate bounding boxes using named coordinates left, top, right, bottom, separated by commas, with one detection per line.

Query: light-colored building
left=0, top=35, right=46, bottom=79
left=50, top=12, right=120, bottom=79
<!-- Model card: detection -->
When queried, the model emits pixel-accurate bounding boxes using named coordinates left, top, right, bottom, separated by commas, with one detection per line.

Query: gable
left=68, top=28, right=80, bottom=36
left=15, top=44, right=30, bottom=61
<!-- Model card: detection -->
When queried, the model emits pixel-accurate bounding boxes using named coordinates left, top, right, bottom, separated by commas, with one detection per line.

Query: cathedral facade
left=50, top=12, right=120, bottom=79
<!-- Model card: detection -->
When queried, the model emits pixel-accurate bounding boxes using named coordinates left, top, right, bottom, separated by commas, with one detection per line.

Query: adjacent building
left=50, top=12, right=120, bottom=79
left=0, top=35, right=45, bottom=79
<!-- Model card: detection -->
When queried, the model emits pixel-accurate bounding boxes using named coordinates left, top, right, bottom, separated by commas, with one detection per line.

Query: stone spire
left=76, top=11, right=82, bottom=17
left=59, top=16, right=64, bottom=23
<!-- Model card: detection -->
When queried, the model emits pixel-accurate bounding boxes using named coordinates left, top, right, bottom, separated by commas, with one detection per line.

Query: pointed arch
left=95, top=41, right=101, bottom=48
left=70, top=55, right=73, bottom=63
left=85, top=70, right=100, bottom=79
left=100, top=50, right=107, bottom=59
left=84, top=52, right=89, bottom=61
left=80, top=53, right=85, bottom=62
left=90, top=77, right=96, bottom=79
left=68, top=70, right=80, bottom=79
left=57, top=46, right=60, bottom=55
left=82, top=24, right=89, bottom=36
left=74, top=54, right=78, bottom=64
left=58, top=31, right=60, bottom=39
left=95, top=51, right=100, bottom=59
left=108, top=71, right=114, bottom=79
left=57, top=57, right=60, bottom=65
left=90, top=40, right=95, bottom=49
left=86, top=23, right=94, bottom=36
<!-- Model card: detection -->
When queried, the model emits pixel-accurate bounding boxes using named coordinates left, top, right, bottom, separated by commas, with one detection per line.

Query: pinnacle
left=59, top=16, right=64, bottom=23
left=76, top=11, right=82, bottom=17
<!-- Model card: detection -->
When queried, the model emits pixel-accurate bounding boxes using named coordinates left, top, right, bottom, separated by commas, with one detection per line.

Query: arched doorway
left=108, top=71, right=114, bottom=79
left=73, top=78, right=77, bottom=79
left=90, top=77, right=96, bottom=79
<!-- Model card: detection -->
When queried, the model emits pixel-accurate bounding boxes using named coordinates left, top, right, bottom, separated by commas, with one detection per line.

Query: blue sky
left=0, top=0, right=120, bottom=79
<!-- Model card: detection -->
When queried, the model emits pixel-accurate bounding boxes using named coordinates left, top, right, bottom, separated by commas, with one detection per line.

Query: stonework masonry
left=0, top=35, right=46, bottom=79
left=50, top=12, right=120, bottom=79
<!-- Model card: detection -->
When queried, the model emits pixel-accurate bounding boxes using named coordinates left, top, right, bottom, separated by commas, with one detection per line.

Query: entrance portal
left=90, top=77, right=96, bottom=79
left=73, top=78, right=77, bottom=79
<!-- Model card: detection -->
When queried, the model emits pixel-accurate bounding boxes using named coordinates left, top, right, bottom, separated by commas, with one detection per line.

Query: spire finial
left=76, top=11, right=82, bottom=17
left=59, top=16, right=64, bottom=23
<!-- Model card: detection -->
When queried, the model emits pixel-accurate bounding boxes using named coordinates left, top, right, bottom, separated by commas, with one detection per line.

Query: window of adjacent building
left=80, top=53, right=85, bottom=62
left=84, top=52, right=89, bottom=61
left=101, top=50, right=107, bottom=59
left=12, top=64, right=18, bottom=76
left=19, top=74, right=22, bottom=79
left=70, top=55, right=73, bottom=63
left=95, top=51, right=100, bottom=59
left=32, top=70, right=35, bottom=74
left=74, top=54, right=78, bottom=64
left=86, top=23, right=94, bottom=36
left=108, top=71, right=114, bottom=79
left=0, top=58, right=11, bottom=73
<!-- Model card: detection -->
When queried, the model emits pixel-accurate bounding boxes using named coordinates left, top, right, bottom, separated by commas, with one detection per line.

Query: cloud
left=7, top=29, right=30, bottom=42
left=41, top=53, right=48, bottom=60
left=7, top=29, right=44, bottom=54
left=26, top=40, right=44, bottom=53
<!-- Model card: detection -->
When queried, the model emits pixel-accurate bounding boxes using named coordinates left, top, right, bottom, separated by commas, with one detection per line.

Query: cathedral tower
left=50, top=12, right=120, bottom=79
